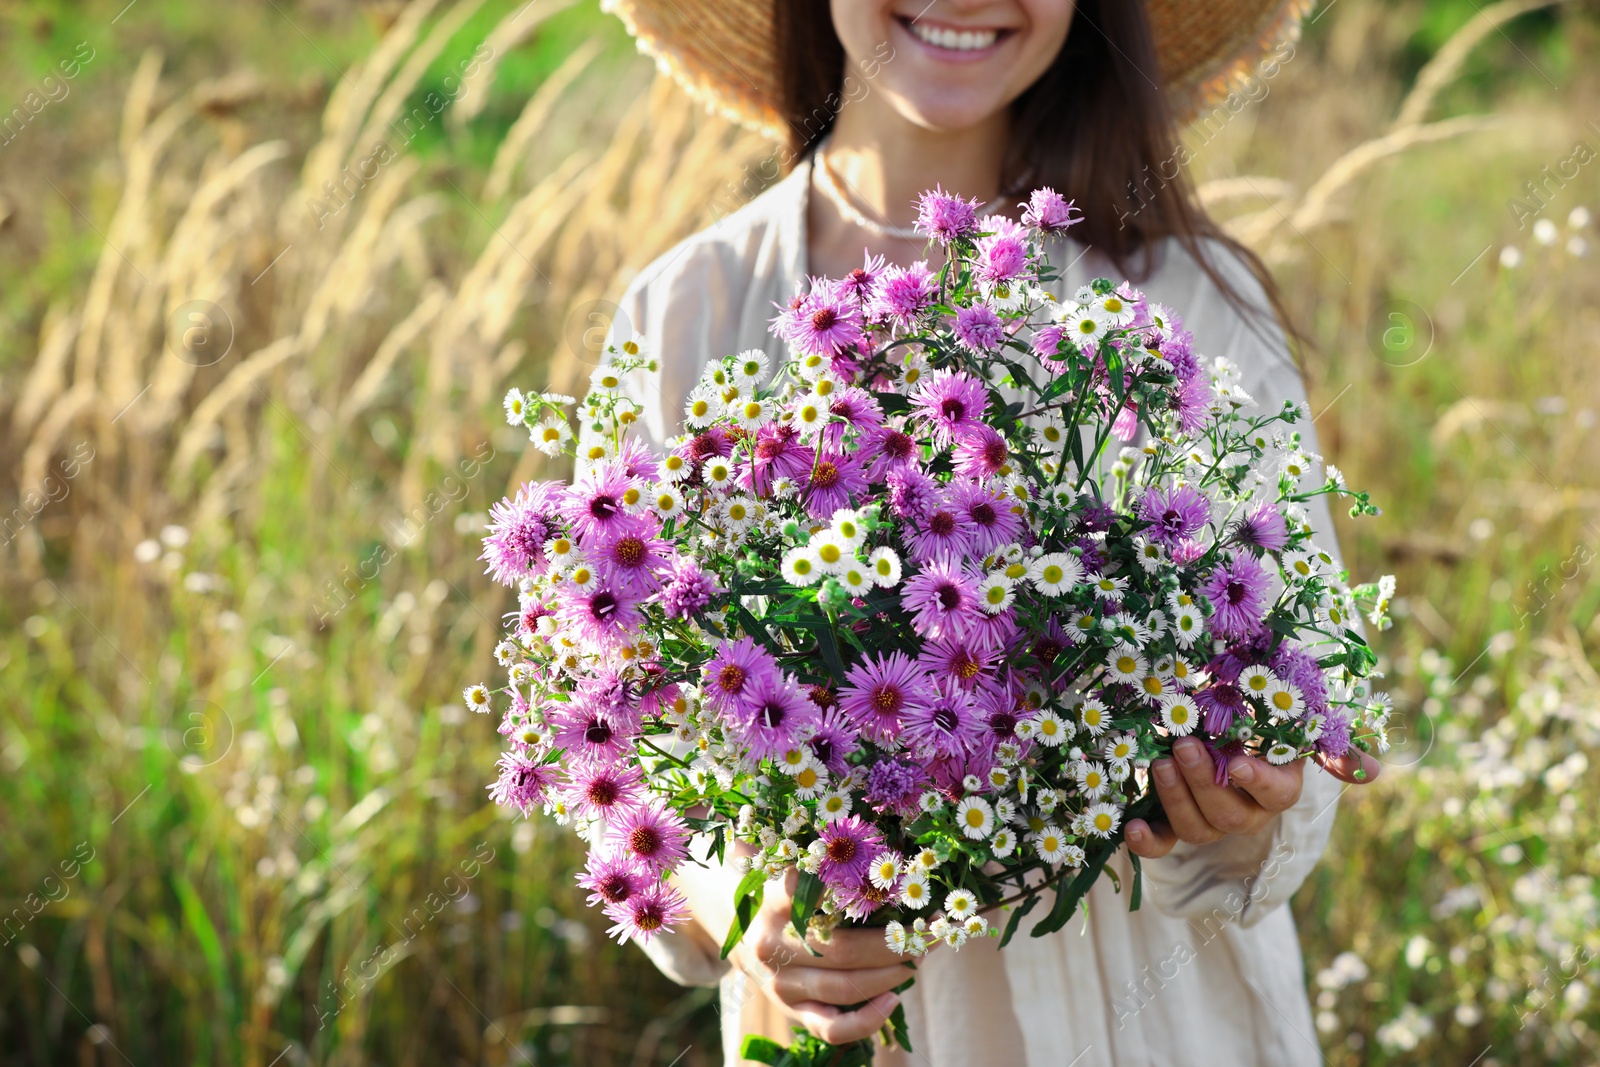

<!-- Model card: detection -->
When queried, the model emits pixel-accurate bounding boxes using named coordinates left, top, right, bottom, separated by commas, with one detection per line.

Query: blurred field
left=1, top=0, right=1597, bottom=1064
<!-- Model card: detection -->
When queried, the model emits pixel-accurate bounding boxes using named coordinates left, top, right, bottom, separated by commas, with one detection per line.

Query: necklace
left=813, top=141, right=1005, bottom=241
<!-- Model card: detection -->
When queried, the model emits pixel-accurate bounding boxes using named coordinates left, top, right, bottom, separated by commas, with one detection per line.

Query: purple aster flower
left=1196, top=683, right=1246, bottom=735
left=1230, top=501, right=1290, bottom=553
left=901, top=677, right=984, bottom=760
left=604, top=800, right=690, bottom=876
left=487, top=751, right=558, bottom=812
left=1021, top=187, right=1081, bottom=233
left=702, top=636, right=779, bottom=716
left=728, top=675, right=810, bottom=762
left=807, top=705, right=860, bottom=776
left=949, top=480, right=1023, bottom=556
left=802, top=448, right=867, bottom=520
left=915, top=185, right=980, bottom=243
left=840, top=651, right=932, bottom=744
left=1111, top=402, right=1139, bottom=442
left=778, top=284, right=864, bottom=356
left=835, top=251, right=886, bottom=302
left=679, top=427, right=733, bottom=467
left=900, top=557, right=983, bottom=641
left=1199, top=554, right=1273, bottom=640
left=480, top=482, right=563, bottom=586
left=1031, top=322, right=1072, bottom=368
left=911, top=369, right=989, bottom=448
left=833, top=881, right=897, bottom=922
left=1169, top=372, right=1213, bottom=435
left=1140, top=484, right=1213, bottom=546
left=953, top=304, right=1004, bottom=352
left=904, top=497, right=975, bottom=565
left=565, top=765, right=645, bottom=821
left=870, top=260, right=938, bottom=328
left=885, top=466, right=938, bottom=521
left=614, top=434, right=661, bottom=483
left=820, top=385, right=885, bottom=451
left=816, top=815, right=883, bottom=890
left=1314, top=709, right=1353, bottom=759
left=565, top=463, right=636, bottom=543
left=604, top=882, right=689, bottom=946
left=862, top=758, right=928, bottom=815
left=577, top=850, right=649, bottom=908
left=590, top=513, right=669, bottom=595
left=559, top=585, right=643, bottom=652
left=549, top=704, right=631, bottom=768
left=967, top=609, right=1022, bottom=653
left=919, top=635, right=995, bottom=691
left=973, top=218, right=1028, bottom=283
left=739, top=422, right=812, bottom=498
left=657, top=556, right=721, bottom=620
left=860, top=424, right=920, bottom=482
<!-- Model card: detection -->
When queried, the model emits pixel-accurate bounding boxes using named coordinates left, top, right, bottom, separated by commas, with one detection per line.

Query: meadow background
left=0, top=0, right=1596, bottom=1063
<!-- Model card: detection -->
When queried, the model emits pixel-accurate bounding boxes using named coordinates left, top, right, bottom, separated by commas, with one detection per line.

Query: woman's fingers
left=771, top=963, right=910, bottom=1007
left=1316, top=748, right=1383, bottom=785
left=1150, top=751, right=1224, bottom=843
left=1125, top=816, right=1178, bottom=858
left=800, top=928, right=909, bottom=971
left=1224, top=754, right=1304, bottom=813
left=792, top=991, right=900, bottom=1046
left=1167, top=739, right=1269, bottom=837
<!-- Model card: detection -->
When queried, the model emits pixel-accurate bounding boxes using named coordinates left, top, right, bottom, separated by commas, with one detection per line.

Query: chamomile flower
left=1062, top=307, right=1106, bottom=349
left=1103, top=733, right=1137, bottom=768
left=978, top=572, right=1017, bottom=614
left=885, top=921, right=909, bottom=954
left=900, top=871, right=932, bottom=909
left=792, top=394, right=829, bottom=437
left=868, top=547, right=903, bottom=588
left=493, top=640, right=517, bottom=666
left=1070, top=610, right=1100, bottom=638
left=1105, top=646, right=1148, bottom=685
left=944, top=888, right=978, bottom=921
left=463, top=685, right=492, bottom=713
left=684, top=386, right=718, bottom=428
left=986, top=766, right=1013, bottom=792
left=1171, top=603, right=1205, bottom=647
left=1060, top=844, right=1087, bottom=868
left=732, top=349, right=769, bottom=389
left=1030, top=552, right=1083, bottom=595
left=721, top=496, right=756, bottom=532
left=650, top=484, right=685, bottom=518
left=989, top=827, right=1017, bottom=859
left=590, top=365, right=625, bottom=395
left=1093, top=290, right=1137, bottom=326
left=955, top=796, right=995, bottom=839
left=869, top=852, right=904, bottom=891
left=777, top=746, right=814, bottom=776
left=918, top=790, right=946, bottom=815
left=792, top=765, right=828, bottom=799
left=810, top=532, right=850, bottom=574
left=816, top=789, right=852, bottom=822
left=1035, top=826, right=1070, bottom=864
left=1160, top=693, right=1201, bottom=736
left=530, top=413, right=572, bottom=455
left=1265, top=741, right=1299, bottom=765
left=831, top=509, right=866, bottom=548
left=1134, top=536, right=1165, bottom=573
left=566, top=562, right=599, bottom=592
left=703, top=458, right=735, bottom=491
left=659, top=452, right=691, bottom=483
left=1084, top=802, right=1122, bottom=839
left=1032, top=709, right=1070, bottom=747
left=839, top=563, right=873, bottom=594
left=1078, top=698, right=1110, bottom=736
left=503, top=387, right=530, bottom=425
left=1238, top=666, right=1274, bottom=698
left=1092, top=574, right=1129, bottom=599
left=731, top=396, right=771, bottom=432
left=1074, top=761, right=1112, bottom=800
left=1265, top=680, right=1304, bottom=720
left=781, top=546, right=822, bottom=586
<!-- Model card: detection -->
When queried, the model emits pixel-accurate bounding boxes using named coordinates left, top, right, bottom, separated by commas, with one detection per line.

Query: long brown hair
left=774, top=0, right=1295, bottom=344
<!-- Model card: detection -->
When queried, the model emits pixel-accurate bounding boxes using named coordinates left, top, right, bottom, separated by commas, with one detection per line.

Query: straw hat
left=603, top=0, right=1313, bottom=139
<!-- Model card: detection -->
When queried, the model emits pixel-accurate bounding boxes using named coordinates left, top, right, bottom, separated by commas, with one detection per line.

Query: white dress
left=602, top=157, right=1345, bottom=1067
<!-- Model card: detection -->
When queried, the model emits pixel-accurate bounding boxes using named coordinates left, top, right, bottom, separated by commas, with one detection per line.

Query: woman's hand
left=1125, top=736, right=1382, bottom=858
left=728, top=868, right=911, bottom=1045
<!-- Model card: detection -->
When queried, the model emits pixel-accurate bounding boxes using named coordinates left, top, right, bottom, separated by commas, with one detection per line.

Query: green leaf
left=889, top=999, right=914, bottom=1052
left=720, top=867, right=767, bottom=959
left=739, top=1035, right=788, bottom=1064
left=1104, top=346, right=1126, bottom=402
left=997, top=892, right=1041, bottom=948
left=1129, top=853, right=1143, bottom=912
left=814, top=626, right=849, bottom=685
left=791, top=870, right=825, bottom=945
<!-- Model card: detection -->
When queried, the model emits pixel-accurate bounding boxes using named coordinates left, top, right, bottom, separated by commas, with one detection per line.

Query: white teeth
left=908, top=21, right=999, bottom=52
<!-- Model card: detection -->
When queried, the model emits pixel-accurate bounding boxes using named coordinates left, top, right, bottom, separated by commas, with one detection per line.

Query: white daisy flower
left=885, top=920, right=909, bottom=954
left=1265, top=741, right=1299, bottom=765
left=989, top=828, right=1017, bottom=859
left=566, top=563, right=598, bottom=592
left=1029, top=552, right=1083, bottom=595
left=955, top=796, right=995, bottom=840
left=1061, top=844, right=1087, bottom=868
left=792, top=394, right=829, bottom=437
left=831, top=509, right=866, bottom=548
left=1103, top=733, right=1136, bottom=767
left=963, top=914, right=989, bottom=937
left=1094, top=290, right=1137, bottom=326
left=722, top=496, right=756, bottom=532
left=978, top=572, right=1016, bottom=614
left=703, top=458, right=735, bottom=491
left=1283, top=552, right=1317, bottom=582
left=870, top=852, right=904, bottom=891
left=462, top=685, right=491, bottom=713
left=1171, top=604, right=1204, bottom=647
left=1238, top=666, right=1274, bottom=698
left=731, top=396, right=771, bottom=432
left=839, top=564, right=873, bottom=595
left=683, top=386, right=718, bottom=429
left=1032, top=709, right=1070, bottom=747
left=1035, top=826, right=1070, bottom=864
left=776, top=746, right=814, bottom=776
left=986, top=767, right=1012, bottom=792
left=810, top=532, right=850, bottom=574
left=868, top=547, right=902, bottom=587
left=530, top=413, right=572, bottom=455
left=589, top=365, right=625, bottom=395
left=793, top=765, right=828, bottom=799
left=944, top=888, right=978, bottom=921
left=732, top=349, right=769, bottom=389
left=649, top=484, right=685, bottom=518
left=1074, top=761, right=1112, bottom=800
left=1160, top=693, right=1201, bottom=736
left=1062, top=307, right=1106, bottom=348
left=659, top=452, right=691, bottom=483
left=1265, top=681, right=1304, bottom=720
left=1091, top=574, right=1129, bottom=599
left=1070, top=610, right=1100, bottom=638
left=1134, top=537, right=1165, bottom=573
left=1136, top=672, right=1169, bottom=703
left=913, top=847, right=940, bottom=872
left=816, top=789, right=852, bottom=822
left=918, top=790, right=946, bottom=814
left=900, top=871, right=932, bottom=910
left=1085, top=802, right=1122, bottom=839
left=1078, top=698, right=1110, bottom=736
left=503, top=387, right=530, bottom=426
left=781, top=546, right=822, bottom=586
left=1105, top=646, right=1148, bottom=685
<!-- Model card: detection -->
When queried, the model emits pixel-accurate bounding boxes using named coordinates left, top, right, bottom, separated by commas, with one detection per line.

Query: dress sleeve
left=1139, top=241, right=1348, bottom=928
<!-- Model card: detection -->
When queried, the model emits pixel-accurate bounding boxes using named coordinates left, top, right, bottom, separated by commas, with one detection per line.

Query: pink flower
left=949, top=480, right=1023, bottom=556
left=1021, top=187, right=1081, bottom=233
left=911, top=369, right=989, bottom=449
left=802, top=448, right=867, bottom=520
left=840, top=652, right=933, bottom=744
left=1199, top=554, right=1272, bottom=640
left=726, top=675, right=810, bottom=762
left=702, top=637, right=779, bottom=717
left=605, top=800, right=690, bottom=875
left=565, top=764, right=645, bottom=821
left=953, top=304, right=1004, bottom=352
left=900, top=557, right=982, bottom=641
left=952, top=424, right=1011, bottom=480
left=487, top=752, right=559, bottom=812
left=776, top=284, right=864, bottom=356
left=605, top=882, right=689, bottom=945
left=915, top=186, right=980, bottom=242
left=973, top=218, right=1028, bottom=283
left=1140, top=484, right=1212, bottom=546
left=739, top=422, right=812, bottom=497
left=1230, top=501, right=1289, bottom=552
left=816, top=815, right=883, bottom=889
left=901, top=677, right=984, bottom=760
left=480, top=482, right=563, bottom=586
left=871, top=261, right=938, bottom=327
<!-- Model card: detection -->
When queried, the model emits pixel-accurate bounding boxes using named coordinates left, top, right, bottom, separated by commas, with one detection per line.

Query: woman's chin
left=879, top=92, right=1015, bottom=138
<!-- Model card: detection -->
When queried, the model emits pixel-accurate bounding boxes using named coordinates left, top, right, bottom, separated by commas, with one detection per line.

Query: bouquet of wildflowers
left=467, top=186, right=1395, bottom=1065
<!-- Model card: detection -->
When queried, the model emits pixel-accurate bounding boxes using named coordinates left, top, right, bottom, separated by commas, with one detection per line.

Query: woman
left=599, top=2, right=1381, bottom=1063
